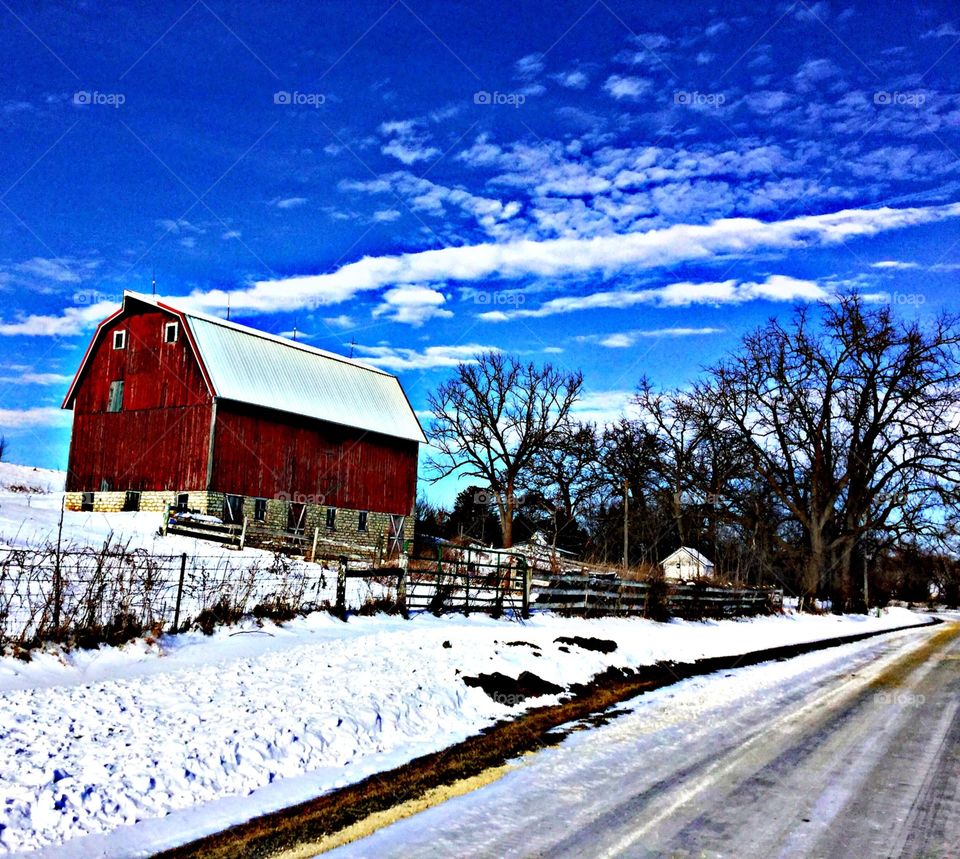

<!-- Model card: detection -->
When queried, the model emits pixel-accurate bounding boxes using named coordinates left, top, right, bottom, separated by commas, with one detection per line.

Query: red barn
left=62, top=291, right=425, bottom=552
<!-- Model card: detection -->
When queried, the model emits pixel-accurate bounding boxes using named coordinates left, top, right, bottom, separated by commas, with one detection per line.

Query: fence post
left=397, top=555, right=408, bottom=618
left=336, top=556, right=347, bottom=619
left=52, top=495, right=65, bottom=634
left=161, top=504, right=169, bottom=536
left=239, top=516, right=247, bottom=551
left=493, top=552, right=503, bottom=618
left=311, top=527, right=319, bottom=563
left=522, top=560, right=531, bottom=619
left=172, top=552, right=187, bottom=633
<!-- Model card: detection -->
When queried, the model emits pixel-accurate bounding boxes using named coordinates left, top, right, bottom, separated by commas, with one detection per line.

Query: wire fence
left=0, top=542, right=333, bottom=652
left=0, top=536, right=784, bottom=654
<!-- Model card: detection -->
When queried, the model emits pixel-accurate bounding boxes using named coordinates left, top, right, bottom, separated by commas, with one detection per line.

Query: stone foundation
left=64, top=489, right=414, bottom=554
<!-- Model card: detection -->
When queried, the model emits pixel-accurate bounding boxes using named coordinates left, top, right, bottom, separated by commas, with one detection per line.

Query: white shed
left=661, top=546, right=715, bottom=580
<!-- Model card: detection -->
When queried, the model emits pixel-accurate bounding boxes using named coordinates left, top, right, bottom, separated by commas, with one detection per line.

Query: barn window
left=164, top=322, right=179, bottom=344
left=107, top=380, right=124, bottom=412
left=357, top=510, right=368, bottom=532
left=81, top=492, right=94, bottom=511
left=113, top=330, right=126, bottom=349
left=123, top=491, right=141, bottom=512
left=326, top=507, right=337, bottom=530
left=175, top=493, right=189, bottom=513
left=253, top=498, right=267, bottom=522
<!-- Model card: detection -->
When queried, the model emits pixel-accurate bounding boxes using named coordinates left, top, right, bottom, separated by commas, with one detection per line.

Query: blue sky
left=1, top=0, right=959, bottom=504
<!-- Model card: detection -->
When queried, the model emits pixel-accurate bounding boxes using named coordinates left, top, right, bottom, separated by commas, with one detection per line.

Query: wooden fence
left=533, top=573, right=782, bottom=618
left=333, top=553, right=781, bottom=621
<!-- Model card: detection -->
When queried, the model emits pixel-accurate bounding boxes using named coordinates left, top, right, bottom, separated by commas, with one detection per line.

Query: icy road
left=327, top=620, right=960, bottom=859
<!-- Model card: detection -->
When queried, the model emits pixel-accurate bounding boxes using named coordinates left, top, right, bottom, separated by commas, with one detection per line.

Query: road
left=326, top=619, right=960, bottom=859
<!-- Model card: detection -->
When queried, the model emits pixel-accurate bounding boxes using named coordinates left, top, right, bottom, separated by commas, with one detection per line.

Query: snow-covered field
left=0, top=604, right=930, bottom=857
left=0, top=464, right=937, bottom=856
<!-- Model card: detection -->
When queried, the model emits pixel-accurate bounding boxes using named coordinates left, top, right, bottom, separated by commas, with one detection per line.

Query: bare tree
left=526, top=420, right=603, bottom=548
left=703, top=295, right=960, bottom=607
left=428, top=352, right=582, bottom=547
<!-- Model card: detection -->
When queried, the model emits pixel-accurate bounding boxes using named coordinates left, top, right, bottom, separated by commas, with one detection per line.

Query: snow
left=326, top=617, right=950, bottom=859
left=0, top=604, right=930, bottom=857
left=0, top=463, right=64, bottom=497
left=0, top=472, right=938, bottom=855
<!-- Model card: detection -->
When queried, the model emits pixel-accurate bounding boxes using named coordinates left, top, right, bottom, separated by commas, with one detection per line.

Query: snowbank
left=0, top=605, right=930, bottom=856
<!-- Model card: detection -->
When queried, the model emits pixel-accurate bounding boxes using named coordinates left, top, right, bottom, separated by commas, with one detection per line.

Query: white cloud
left=273, top=197, right=308, bottom=209
left=871, top=260, right=919, bottom=269
left=175, top=203, right=960, bottom=316
left=746, top=90, right=792, bottom=114
left=14, top=257, right=82, bottom=284
left=514, top=53, right=545, bottom=80
left=496, top=275, right=832, bottom=320
left=794, top=58, right=841, bottom=91
left=373, top=209, right=402, bottom=222
left=156, top=218, right=204, bottom=235
left=323, top=314, right=354, bottom=329
left=352, top=343, right=498, bottom=371
left=382, top=139, right=441, bottom=165
left=222, top=229, right=242, bottom=240
left=0, top=406, right=71, bottom=428
left=380, top=119, right=440, bottom=165
left=581, top=327, right=724, bottom=348
left=372, top=285, right=453, bottom=326
left=0, top=300, right=118, bottom=336
left=922, top=22, right=960, bottom=38
left=603, top=75, right=652, bottom=100
left=0, top=371, right=72, bottom=385
left=598, top=333, right=634, bottom=348
left=551, top=69, right=589, bottom=89
left=570, top=389, right=638, bottom=426
left=341, top=171, right=520, bottom=236
left=7, top=203, right=960, bottom=335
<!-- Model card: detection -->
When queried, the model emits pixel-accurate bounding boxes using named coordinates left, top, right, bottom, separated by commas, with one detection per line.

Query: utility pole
left=622, top=479, right=629, bottom=573
left=863, top=551, right=870, bottom=611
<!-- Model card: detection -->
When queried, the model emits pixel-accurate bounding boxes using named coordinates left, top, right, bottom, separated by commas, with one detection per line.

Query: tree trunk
left=803, top=529, right=825, bottom=606
left=831, top=537, right=856, bottom=613
left=502, top=484, right=514, bottom=548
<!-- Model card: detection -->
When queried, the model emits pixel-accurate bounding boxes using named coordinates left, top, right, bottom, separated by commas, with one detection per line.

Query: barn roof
left=63, top=291, right=427, bottom=444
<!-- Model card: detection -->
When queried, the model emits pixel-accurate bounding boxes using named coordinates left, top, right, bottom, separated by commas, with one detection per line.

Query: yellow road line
left=868, top=622, right=960, bottom=690
left=273, top=763, right=517, bottom=858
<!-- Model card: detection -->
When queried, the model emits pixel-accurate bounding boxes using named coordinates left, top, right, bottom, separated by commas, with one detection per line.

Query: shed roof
left=661, top=546, right=715, bottom=567
left=63, top=291, right=427, bottom=444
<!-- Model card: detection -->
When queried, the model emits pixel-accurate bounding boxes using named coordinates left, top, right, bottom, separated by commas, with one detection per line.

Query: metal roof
left=66, top=292, right=427, bottom=444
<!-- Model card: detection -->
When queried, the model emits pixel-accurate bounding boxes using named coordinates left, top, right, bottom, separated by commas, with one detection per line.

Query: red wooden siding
left=65, top=306, right=212, bottom=492
left=211, top=402, right=418, bottom=514
left=65, top=299, right=420, bottom=515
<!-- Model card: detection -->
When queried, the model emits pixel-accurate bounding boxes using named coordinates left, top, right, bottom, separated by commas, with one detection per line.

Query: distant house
left=61, top=291, right=426, bottom=554
left=661, top=546, right=715, bottom=580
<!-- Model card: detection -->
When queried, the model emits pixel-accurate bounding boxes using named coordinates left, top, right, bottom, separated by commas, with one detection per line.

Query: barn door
left=387, top=515, right=406, bottom=558
left=222, top=494, right=243, bottom=525
left=287, top=502, right=306, bottom=536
